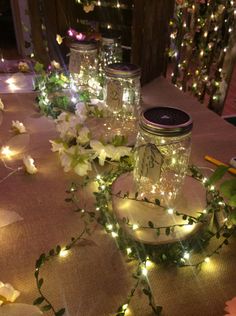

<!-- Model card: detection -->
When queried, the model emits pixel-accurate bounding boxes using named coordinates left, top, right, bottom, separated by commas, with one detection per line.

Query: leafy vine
left=33, top=161, right=236, bottom=315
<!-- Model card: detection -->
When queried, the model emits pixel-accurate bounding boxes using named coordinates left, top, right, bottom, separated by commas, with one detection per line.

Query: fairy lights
left=183, top=252, right=190, bottom=260
left=126, top=248, right=132, bottom=255
left=132, top=224, right=139, bottom=231
left=59, top=248, right=69, bottom=258
left=1, top=146, right=14, bottom=159
left=169, top=0, right=235, bottom=109
left=167, top=208, right=174, bottom=215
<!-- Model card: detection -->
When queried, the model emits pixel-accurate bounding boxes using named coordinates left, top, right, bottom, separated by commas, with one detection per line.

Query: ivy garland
left=33, top=160, right=236, bottom=315
left=34, top=63, right=103, bottom=119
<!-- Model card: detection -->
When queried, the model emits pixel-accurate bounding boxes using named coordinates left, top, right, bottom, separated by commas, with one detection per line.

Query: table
left=0, top=77, right=236, bottom=316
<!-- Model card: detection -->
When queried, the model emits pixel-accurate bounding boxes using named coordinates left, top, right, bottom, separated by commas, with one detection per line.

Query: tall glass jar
left=68, top=40, right=98, bottom=85
left=133, top=107, right=193, bottom=207
left=104, top=63, right=141, bottom=120
left=100, top=36, right=122, bottom=72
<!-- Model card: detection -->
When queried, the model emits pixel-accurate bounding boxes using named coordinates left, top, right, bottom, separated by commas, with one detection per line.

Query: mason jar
left=133, top=106, right=193, bottom=207
left=68, top=40, right=98, bottom=85
left=104, top=63, right=141, bottom=120
left=100, top=36, right=122, bottom=71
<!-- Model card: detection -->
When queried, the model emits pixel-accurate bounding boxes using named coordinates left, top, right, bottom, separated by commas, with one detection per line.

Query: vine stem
left=183, top=234, right=233, bottom=268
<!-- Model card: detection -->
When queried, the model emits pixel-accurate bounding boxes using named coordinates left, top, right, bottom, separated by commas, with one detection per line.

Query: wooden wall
left=28, top=0, right=175, bottom=84
left=132, top=0, right=175, bottom=84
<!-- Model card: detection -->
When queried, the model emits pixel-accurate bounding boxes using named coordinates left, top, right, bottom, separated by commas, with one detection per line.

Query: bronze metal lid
left=70, top=40, right=98, bottom=51
left=140, top=106, right=193, bottom=136
left=105, top=63, right=141, bottom=78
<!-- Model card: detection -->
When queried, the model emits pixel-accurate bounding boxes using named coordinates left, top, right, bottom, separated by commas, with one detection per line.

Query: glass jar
left=68, top=40, right=98, bottom=85
left=104, top=63, right=141, bottom=120
left=100, top=36, right=122, bottom=72
left=133, top=107, right=193, bottom=207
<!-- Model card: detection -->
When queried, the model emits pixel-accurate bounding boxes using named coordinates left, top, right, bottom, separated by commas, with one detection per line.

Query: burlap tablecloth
left=0, top=77, right=236, bottom=316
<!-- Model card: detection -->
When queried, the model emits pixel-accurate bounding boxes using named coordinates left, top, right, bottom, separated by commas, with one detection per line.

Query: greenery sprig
left=33, top=225, right=89, bottom=315
left=33, top=161, right=236, bottom=315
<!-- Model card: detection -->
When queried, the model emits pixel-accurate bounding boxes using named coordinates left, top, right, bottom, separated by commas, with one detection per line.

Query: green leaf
left=155, top=199, right=160, bottom=206
left=33, top=296, right=44, bottom=305
left=34, top=62, right=44, bottom=73
left=49, top=249, right=55, bottom=256
left=42, top=304, right=52, bottom=311
left=155, top=305, right=163, bottom=315
left=165, top=227, right=170, bottom=235
left=111, top=135, right=127, bottom=146
left=34, top=270, right=39, bottom=278
left=148, top=221, right=154, bottom=228
left=56, top=245, right=61, bottom=254
left=55, top=308, right=66, bottom=316
left=208, top=165, right=229, bottom=185
left=229, top=210, right=236, bottom=225
left=220, top=179, right=236, bottom=199
left=143, top=288, right=150, bottom=296
left=38, top=278, right=43, bottom=289
left=229, top=195, right=236, bottom=207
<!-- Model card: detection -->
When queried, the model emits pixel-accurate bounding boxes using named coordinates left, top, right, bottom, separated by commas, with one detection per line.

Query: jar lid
left=140, top=106, right=193, bottom=136
left=105, top=63, right=141, bottom=78
left=70, top=40, right=98, bottom=51
left=102, top=36, right=120, bottom=45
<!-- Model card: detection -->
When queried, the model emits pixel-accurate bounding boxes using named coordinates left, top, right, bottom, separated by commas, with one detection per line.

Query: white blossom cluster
left=50, top=102, right=132, bottom=176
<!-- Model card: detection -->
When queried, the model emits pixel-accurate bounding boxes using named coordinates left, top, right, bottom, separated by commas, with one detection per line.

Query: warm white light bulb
left=126, top=248, right=132, bottom=255
left=59, top=248, right=69, bottom=258
left=142, top=267, right=148, bottom=276
left=204, top=257, right=210, bottom=263
left=111, top=232, right=118, bottom=238
left=132, top=224, right=139, bottom=230
left=183, top=252, right=190, bottom=259
left=167, top=208, right=174, bottom=215
left=107, top=224, right=113, bottom=231
left=1, top=146, right=14, bottom=158
left=122, top=304, right=128, bottom=311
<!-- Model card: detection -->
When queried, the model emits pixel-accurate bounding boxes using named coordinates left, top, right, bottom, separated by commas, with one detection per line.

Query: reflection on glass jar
left=133, top=107, right=193, bottom=207
left=69, top=40, right=98, bottom=86
left=100, top=36, right=122, bottom=72
left=104, top=63, right=141, bottom=120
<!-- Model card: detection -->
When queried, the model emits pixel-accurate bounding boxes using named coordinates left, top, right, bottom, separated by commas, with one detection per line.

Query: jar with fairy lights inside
left=133, top=107, right=193, bottom=207
left=100, top=35, right=122, bottom=73
left=68, top=40, right=99, bottom=86
left=104, top=62, right=141, bottom=123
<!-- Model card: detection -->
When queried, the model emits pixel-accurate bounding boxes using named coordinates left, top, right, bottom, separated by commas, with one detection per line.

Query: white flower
left=59, top=145, right=92, bottom=176
left=0, top=303, right=42, bottom=315
left=11, top=121, right=26, bottom=134
left=75, top=102, right=87, bottom=123
left=106, top=145, right=132, bottom=161
left=50, top=140, right=66, bottom=153
left=55, top=112, right=80, bottom=140
left=74, top=160, right=92, bottom=176
left=0, top=281, right=20, bottom=305
left=0, top=98, right=4, bottom=111
left=90, top=140, right=107, bottom=166
left=51, top=60, right=61, bottom=69
left=77, top=127, right=90, bottom=145
left=23, top=156, right=38, bottom=174
left=90, top=140, right=131, bottom=165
